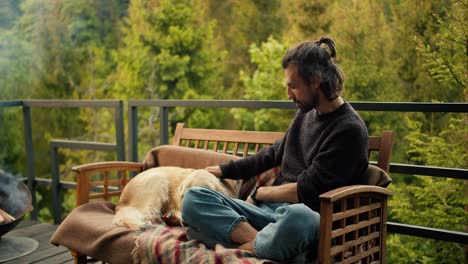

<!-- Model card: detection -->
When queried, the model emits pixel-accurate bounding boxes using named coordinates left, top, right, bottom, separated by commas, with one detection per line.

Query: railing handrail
left=128, top=99, right=468, bottom=112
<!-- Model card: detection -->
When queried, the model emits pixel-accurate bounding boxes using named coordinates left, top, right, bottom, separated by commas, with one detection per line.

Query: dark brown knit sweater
left=220, top=102, right=369, bottom=212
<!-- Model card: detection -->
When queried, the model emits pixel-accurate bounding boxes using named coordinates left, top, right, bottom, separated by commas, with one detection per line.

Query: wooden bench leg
left=71, top=251, right=87, bottom=264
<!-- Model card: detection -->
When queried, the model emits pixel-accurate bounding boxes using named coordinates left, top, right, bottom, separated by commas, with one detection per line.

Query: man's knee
left=181, top=187, right=206, bottom=220
left=181, top=187, right=221, bottom=220
left=254, top=204, right=320, bottom=260
left=276, top=204, right=320, bottom=240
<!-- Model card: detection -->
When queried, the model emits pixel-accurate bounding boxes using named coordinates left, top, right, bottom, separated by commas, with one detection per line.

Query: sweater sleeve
left=220, top=137, right=285, bottom=180
left=296, top=126, right=368, bottom=211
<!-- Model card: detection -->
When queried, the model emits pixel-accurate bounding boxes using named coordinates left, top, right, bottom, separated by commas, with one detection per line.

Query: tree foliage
left=231, top=37, right=293, bottom=132
left=385, top=1, right=467, bottom=262
left=387, top=117, right=467, bottom=263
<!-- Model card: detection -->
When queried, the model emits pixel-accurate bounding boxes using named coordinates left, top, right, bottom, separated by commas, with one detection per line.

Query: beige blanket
left=50, top=202, right=136, bottom=264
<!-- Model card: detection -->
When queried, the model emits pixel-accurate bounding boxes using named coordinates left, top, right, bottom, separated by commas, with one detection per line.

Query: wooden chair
left=70, top=123, right=393, bottom=264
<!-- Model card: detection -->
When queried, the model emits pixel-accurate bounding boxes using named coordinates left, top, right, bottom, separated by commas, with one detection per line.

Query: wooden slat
left=213, top=141, right=219, bottom=151
left=176, top=127, right=284, bottom=145
left=233, top=142, right=239, bottom=156
left=332, top=202, right=381, bottom=221
left=89, top=191, right=122, bottom=199
left=121, top=170, right=127, bottom=189
left=89, top=179, right=126, bottom=187
left=377, top=131, right=393, bottom=172
left=243, top=143, right=249, bottom=157
left=104, top=171, right=109, bottom=200
left=338, top=246, right=380, bottom=264
left=352, top=197, right=359, bottom=258
left=331, top=231, right=380, bottom=256
left=368, top=136, right=381, bottom=151
left=332, top=217, right=381, bottom=238
left=203, top=141, right=209, bottom=150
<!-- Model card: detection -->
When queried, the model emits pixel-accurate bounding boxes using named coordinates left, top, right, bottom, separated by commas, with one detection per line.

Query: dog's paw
left=162, top=211, right=183, bottom=226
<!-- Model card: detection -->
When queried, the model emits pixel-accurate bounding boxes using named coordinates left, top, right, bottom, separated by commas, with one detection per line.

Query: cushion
left=142, top=145, right=241, bottom=171
left=365, top=164, right=392, bottom=187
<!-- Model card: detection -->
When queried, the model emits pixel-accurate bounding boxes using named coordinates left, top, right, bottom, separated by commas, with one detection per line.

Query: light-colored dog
left=113, top=166, right=236, bottom=229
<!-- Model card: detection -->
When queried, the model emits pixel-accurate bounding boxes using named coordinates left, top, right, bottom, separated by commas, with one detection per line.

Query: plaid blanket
left=133, top=224, right=276, bottom=264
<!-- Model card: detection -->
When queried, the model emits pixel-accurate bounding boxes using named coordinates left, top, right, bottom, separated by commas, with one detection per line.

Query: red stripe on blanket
left=175, top=239, right=181, bottom=264
left=214, top=251, right=222, bottom=264
left=236, top=249, right=252, bottom=264
left=155, top=228, right=172, bottom=263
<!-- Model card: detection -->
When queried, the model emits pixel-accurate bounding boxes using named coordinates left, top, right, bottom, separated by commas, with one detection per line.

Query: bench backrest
left=173, top=123, right=393, bottom=173
left=173, top=123, right=284, bottom=157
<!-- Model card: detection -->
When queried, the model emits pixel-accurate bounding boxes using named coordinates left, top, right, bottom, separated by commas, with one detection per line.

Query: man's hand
left=245, top=196, right=255, bottom=204
left=205, top=166, right=223, bottom=178
left=247, top=184, right=299, bottom=204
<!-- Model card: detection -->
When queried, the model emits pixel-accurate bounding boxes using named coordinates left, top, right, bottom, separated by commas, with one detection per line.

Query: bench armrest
left=72, top=161, right=143, bottom=174
left=319, top=185, right=393, bottom=202
left=318, top=185, right=393, bottom=263
left=72, top=162, right=143, bottom=206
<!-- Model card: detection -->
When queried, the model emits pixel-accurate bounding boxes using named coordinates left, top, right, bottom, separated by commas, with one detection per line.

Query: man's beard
left=294, top=92, right=319, bottom=113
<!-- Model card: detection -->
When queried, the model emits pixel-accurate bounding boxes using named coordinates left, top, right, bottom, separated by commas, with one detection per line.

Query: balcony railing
left=1, top=99, right=467, bottom=246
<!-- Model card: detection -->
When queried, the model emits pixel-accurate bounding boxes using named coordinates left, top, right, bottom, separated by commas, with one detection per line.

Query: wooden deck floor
left=2, top=220, right=74, bottom=264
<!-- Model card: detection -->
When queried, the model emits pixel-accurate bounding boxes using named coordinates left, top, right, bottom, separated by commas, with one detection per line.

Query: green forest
left=0, top=0, right=466, bottom=262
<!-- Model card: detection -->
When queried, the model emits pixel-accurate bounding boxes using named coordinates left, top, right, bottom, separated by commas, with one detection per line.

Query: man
left=181, top=37, right=369, bottom=262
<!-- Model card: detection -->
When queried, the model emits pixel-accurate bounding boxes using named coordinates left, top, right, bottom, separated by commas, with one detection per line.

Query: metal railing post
left=159, top=106, right=169, bottom=145
left=129, top=104, right=138, bottom=162
left=115, top=100, right=125, bottom=161
left=22, top=105, right=37, bottom=220
left=50, top=143, right=61, bottom=224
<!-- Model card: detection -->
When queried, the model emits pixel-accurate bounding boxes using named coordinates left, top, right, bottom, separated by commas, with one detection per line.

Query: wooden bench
left=70, top=123, right=394, bottom=264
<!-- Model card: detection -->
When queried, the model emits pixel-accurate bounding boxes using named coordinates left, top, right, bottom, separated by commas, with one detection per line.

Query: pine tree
left=110, top=0, right=224, bottom=152
left=201, top=0, right=285, bottom=97
left=231, top=37, right=293, bottom=131
left=387, top=1, right=467, bottom=262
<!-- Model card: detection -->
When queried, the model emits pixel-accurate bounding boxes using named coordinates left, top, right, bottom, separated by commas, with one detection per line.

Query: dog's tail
left=113, top=205, right=146, bottom=229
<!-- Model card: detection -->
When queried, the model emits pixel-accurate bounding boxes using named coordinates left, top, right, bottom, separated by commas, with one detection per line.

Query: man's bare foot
left=238, top=239, right=255, bottom=255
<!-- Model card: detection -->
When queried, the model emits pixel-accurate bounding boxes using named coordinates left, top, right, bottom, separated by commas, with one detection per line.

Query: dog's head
left=178, top=169, right=234, bottom=200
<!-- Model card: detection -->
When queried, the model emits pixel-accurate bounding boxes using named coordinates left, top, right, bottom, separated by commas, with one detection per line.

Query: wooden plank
left=7, top=245, right=69, bottom=264
left=2, top=222, right=73, bottom=264
left=61, top=259, right=76, bottom=264
left=331, top=232, right=380, bottom=256
left=11, top=220, right=40, bottom=229
left=35, top=250, right=74, bottom=263
left=339, top=246, right=380, bottom=264
left=5, top=222, right=56, bottom=238
left=332, top=202, right=381, bottom=221
left=177, top=127, right=284, bottom=144
left=32, top=230, right=60, bottom=251
left=332, top=217, right=381, bottom=239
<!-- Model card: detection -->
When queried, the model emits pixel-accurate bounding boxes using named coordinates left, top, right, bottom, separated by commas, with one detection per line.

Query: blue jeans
left=181, top=187, right=320, bottom=261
